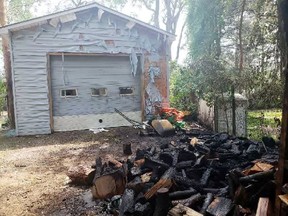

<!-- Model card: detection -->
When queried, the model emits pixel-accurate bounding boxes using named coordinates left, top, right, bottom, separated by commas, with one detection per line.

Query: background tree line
left=0, top=0, right=283, bottom=120
left=170, top=0, right=283, bottom=112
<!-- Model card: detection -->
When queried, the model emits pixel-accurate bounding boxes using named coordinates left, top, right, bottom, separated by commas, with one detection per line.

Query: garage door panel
left=52, top=96, right=141, bottom=116
left=50, top=55, right=142, bottom=131
left=51, top=79, right=140, bottom=89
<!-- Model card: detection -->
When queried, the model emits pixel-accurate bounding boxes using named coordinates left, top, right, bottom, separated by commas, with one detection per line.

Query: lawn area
left=247, top=109, right=282, bottom=141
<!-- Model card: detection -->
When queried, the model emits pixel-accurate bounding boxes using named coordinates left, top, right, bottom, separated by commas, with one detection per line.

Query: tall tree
left=276, top=0, right=288, bottom=214
left=170, top=0, right=281, bottom=133
left=175, top=19, right=187, bottom=61
left=6, top=0, right=44, bottom=24
left=238, top=0, right=246, bottom=72
left=133, top=0, right=187, bottom=59
left=0, top=0, right=15, bottom=128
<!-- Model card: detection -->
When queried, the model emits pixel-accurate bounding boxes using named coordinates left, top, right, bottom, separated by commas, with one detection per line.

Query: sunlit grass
left=247, top=109, right=282, bottom=141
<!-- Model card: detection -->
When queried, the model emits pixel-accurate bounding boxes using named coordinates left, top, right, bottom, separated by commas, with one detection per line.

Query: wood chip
left=256, top=197, right=271, bottom=216
left=168, top=204, right=203, bottom=216
left=207, top=197, right=234, bottom=216
left=190, top=137, right=198, bottom=146
left=141, top=172, right=152, bottom=183
left=279, top=194, right=288, bottom=206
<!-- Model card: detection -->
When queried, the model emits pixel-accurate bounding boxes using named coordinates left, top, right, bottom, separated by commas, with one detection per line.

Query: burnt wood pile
left=88, top=127, right=279, bottom=215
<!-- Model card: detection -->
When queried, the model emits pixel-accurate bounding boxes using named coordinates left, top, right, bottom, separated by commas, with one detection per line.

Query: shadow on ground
left=0, top=127, right=174, bottom=216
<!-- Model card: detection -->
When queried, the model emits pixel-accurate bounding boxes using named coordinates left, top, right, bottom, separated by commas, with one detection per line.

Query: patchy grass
left=247, top=109, right=282, bottom=141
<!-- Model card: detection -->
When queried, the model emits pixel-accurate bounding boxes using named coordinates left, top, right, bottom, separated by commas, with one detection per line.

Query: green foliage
left=170, top=61, right=198, bottom=112
left=0, top=79, right=6, bottom=112
left=7, top=0, right=43, bottom=24
left=186, top=0, right=231, bottom=106
left=186, top=0, right=282, bottom=111
left=188, top=0, right=223, bottom=59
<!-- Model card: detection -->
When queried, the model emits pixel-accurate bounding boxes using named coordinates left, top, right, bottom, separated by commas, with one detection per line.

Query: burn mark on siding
left=145, top=82, right=162, bottom=116
left=130, top=49, right=138, bottom=76
left=148, top=66, right=160, bottom=83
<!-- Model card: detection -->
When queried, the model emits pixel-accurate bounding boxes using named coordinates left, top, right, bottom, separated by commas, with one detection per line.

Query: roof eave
left=0, top=3, right=175, bottom=38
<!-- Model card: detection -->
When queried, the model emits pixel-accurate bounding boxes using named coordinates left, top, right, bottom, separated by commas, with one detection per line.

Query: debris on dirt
left=115, top=108, right=145, bottom=129
left=123, top=143, right=132, bottom=155
left=67, top=165, right=95, bottom=186
left=78, top=125, right=279, bottom=215
left=91, top=156, right=127, bottom=200
left=89, top=128, right=109, bottom=134
left=158, top=107, right=186, bottom=129
left=151, top=119, right=175, bottom=136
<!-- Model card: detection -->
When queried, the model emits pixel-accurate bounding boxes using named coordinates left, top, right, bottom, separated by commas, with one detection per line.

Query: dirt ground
left=0, top=127, right=174, bottom=216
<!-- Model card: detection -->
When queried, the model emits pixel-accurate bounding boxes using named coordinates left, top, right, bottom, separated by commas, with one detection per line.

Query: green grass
left=247, top=109, right=282, bottom=141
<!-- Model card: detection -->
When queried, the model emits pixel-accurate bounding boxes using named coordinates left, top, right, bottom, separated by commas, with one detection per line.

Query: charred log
left=200, top=193, right=213, bottom=214
left=172, top=193, right=203, bottom=207
left=239, top=170, right=275, bottom=183
left=145, top=167, right=176, bottom=199
left=169, top=189, right=198, bottom=200
left=153, top=188, right=171, bottom=216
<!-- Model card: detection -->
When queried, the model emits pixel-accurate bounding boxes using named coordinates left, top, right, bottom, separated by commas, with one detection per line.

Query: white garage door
left=50, top=55, right=142, bottom=131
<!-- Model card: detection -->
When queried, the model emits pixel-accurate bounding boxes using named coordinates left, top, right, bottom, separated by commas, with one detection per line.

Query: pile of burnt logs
left=90, top=130, right=279, bottom=216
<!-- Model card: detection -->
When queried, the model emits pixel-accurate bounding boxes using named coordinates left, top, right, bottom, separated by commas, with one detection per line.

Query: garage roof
left=0, top=2, right=175, bottom=38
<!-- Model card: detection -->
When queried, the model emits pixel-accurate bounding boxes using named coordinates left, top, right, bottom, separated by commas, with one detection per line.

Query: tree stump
left=153, top=188, right=171, bottom=216
left=123, top=143, right=132, bottom=155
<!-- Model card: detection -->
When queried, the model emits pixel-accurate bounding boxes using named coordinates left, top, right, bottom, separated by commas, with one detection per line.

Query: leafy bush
left=170, top=61, right=198, bottom=114
left=0, top=79, right=6, bottom=113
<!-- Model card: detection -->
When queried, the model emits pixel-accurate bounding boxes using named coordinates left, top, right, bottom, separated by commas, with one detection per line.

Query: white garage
left=0, top=2, right=173, bottom=135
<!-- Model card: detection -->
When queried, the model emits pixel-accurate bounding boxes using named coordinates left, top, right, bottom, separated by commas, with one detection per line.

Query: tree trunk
left=154, top=0, right=160, bottom=28
left=175, top=19, right=186, bottom=61
left=153, top=188, right=171, bottom=216
left=123, top=143, right=132, bottom=155
left=231, top=86, right=236, bottom=136
left=239, top=0, right=246, bottom=72
left=0, top=0, right=15, bottom=129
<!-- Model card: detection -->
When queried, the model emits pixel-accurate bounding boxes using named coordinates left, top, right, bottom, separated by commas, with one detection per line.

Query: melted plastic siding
left=11, top=7, right=166, bottom=135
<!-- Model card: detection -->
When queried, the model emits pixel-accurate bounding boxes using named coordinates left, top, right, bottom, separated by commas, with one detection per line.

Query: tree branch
left=142, top=0, right=155, bottom=12
left=176, top=19, right=187, bottom=61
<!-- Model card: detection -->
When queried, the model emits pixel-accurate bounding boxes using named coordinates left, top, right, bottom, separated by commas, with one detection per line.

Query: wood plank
left=168, top=204, right=203, bottom=216
left=207, top=197, right=234, bottom=216
left=256, top=197, right=271, bottom=216
left=279, top=194, right=288, bottom=206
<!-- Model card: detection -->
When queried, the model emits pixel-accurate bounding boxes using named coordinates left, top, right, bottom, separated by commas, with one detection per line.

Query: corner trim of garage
left=47, top=53, right=54, bottom=132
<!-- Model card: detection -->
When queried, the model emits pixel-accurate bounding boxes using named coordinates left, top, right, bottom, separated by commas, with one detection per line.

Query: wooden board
left=279, top=194, right=288, bottom=206
left=243, top=162, right=273, bottom=176
left=256, top=197, right=271, bottom=216
left=168, top=204, right=203, bottom=216
left=207, top=197, right=234, bottom=216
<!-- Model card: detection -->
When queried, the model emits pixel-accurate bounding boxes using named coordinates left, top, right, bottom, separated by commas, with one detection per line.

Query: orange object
left=160, top=107, right=185, bottom=121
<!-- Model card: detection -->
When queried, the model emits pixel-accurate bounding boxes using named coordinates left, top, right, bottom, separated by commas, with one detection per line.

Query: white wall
left=198, top=95, right=248, bottom=137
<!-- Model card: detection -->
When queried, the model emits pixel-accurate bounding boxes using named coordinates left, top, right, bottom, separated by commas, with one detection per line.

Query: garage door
left=50, top=55, right=142, bottom=131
